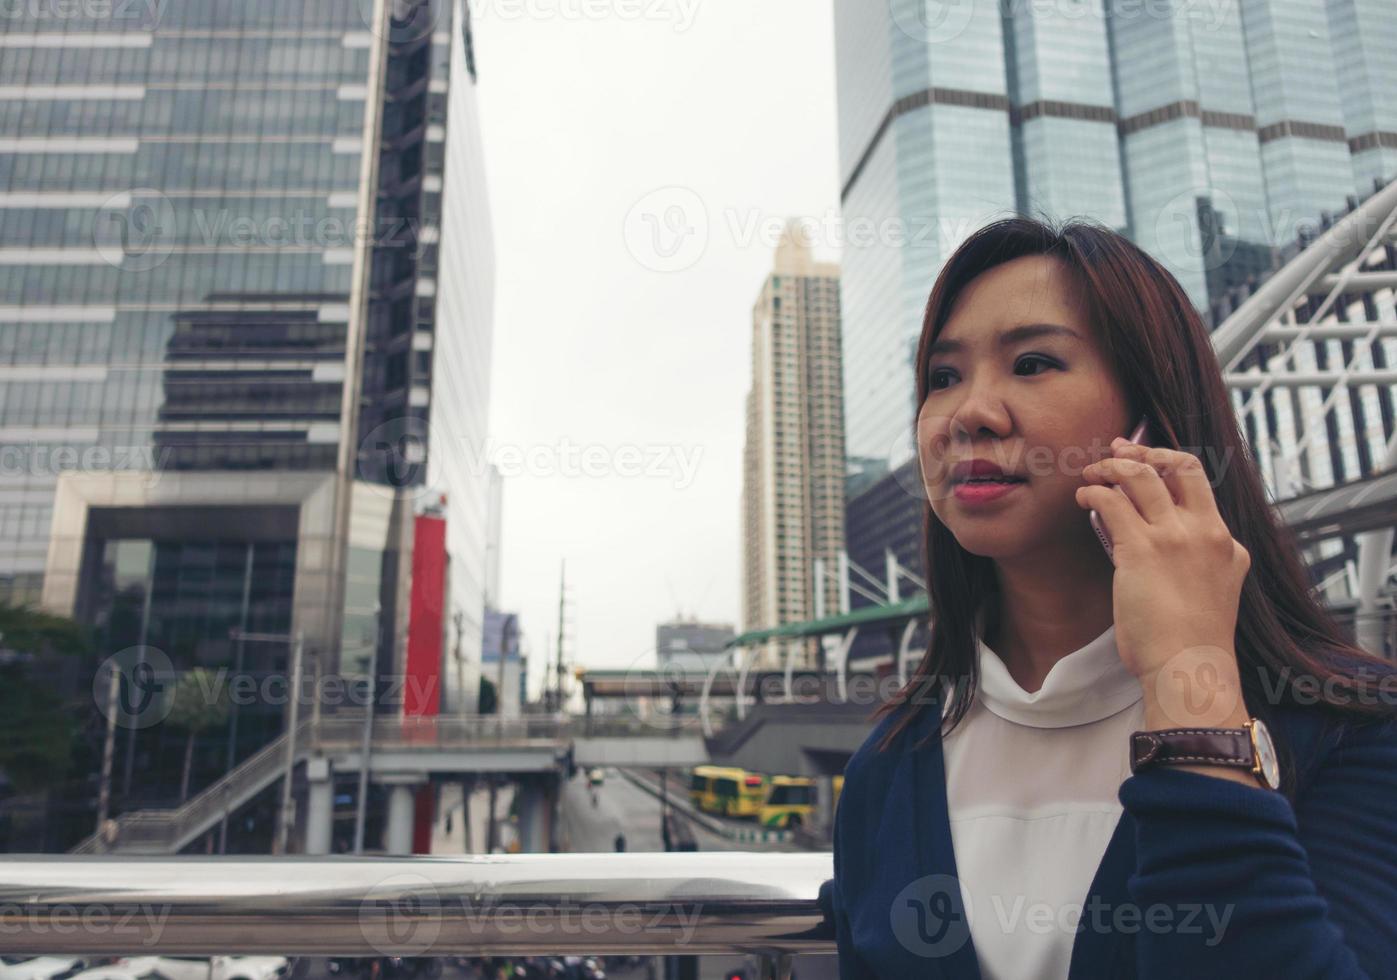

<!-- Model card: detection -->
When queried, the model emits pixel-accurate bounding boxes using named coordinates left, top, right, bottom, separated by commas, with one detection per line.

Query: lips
left=949, top=459, right=1027, bottom=485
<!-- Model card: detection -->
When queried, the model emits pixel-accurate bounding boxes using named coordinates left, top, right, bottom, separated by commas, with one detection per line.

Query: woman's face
left=917, top=254, right=1133, bottom=560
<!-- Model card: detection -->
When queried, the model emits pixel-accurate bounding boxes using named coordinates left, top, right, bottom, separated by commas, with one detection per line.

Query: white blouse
left=940, top=620, right=1145, bottom=980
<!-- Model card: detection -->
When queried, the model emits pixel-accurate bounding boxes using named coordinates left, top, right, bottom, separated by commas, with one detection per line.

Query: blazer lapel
left=1068, top=808, right=1137, bottom=978
left=910, top=697, right=984, bottom=980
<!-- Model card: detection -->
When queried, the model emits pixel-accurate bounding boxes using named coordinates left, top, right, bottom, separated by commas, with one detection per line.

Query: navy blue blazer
left=819, top=691, right=1397, bottom=978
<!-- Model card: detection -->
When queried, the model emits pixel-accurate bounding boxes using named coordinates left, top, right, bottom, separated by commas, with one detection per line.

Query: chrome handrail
left=0, top=853, right=835, bottom=960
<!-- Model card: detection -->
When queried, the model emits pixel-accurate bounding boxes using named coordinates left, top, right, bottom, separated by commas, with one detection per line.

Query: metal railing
left=313, top=714, right=573, bottom=749
left=0, top=853, right=835, bottom=980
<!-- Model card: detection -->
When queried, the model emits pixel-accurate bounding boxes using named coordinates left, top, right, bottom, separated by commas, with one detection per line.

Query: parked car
left=115, top=958, right=289, bottom=980
left=0, top=959, right=89, bottom=980
left=64, top=967, right=160, bottom=980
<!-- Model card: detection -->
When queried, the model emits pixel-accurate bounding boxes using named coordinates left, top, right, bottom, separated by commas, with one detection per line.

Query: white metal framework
left=1215, top=178, right=1397, bottom=655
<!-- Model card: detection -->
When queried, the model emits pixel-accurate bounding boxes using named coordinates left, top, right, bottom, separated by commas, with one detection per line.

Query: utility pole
left=274, top=632, right=305, bottom=855
left=95, top=658, right=121, bottom=844
left=553, top=560, right=566, bottom=713
left=353, top=605, right=381, bottom=854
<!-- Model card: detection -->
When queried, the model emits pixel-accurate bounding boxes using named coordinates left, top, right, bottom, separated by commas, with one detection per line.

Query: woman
left=823, top=216, right=1397, bottom=979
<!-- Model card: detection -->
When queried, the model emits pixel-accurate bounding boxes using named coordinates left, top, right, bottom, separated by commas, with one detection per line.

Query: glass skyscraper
left=834, top=0, right=1397, bottom=469
left=0, top=0, right=494, bottom=744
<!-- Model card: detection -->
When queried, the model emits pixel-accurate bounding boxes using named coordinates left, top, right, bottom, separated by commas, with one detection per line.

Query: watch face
left=1251, top=719, right=1281, bottom=789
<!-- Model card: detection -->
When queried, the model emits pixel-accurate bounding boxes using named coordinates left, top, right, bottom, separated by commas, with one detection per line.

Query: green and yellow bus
left=758, top=775, right=817, bottom=829
left=690, top=765, right=767, bottom=818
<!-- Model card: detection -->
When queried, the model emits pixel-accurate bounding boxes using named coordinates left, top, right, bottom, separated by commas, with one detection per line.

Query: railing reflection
left=0, top=854, right=834, bottom=979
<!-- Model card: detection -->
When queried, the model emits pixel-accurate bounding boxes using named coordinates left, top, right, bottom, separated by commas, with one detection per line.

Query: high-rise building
left=740, top=222, right=846, bottom=670
left=833, top=0, right=1397, bottom=470
left=482, top=462, right=503, bottom=611
left=0, top=0, right=495, bottom=767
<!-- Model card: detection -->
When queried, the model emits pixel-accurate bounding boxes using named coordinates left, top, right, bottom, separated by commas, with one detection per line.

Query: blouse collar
left=972, top=608, right=1143, bottom=728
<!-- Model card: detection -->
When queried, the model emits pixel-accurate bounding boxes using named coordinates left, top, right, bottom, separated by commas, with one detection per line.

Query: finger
left=1112, top=442, right=1220, bottom=517
left=1075, top=483, right=1145, bottom=554
left=1081, top=457, right=1175, bottom=524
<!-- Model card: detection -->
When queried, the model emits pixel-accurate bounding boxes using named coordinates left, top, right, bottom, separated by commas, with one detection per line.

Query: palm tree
left=165, top=668, right=230, bottom=802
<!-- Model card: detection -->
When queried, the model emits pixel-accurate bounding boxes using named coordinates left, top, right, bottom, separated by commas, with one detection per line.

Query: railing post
left=756, top=953, right=793, bottom=980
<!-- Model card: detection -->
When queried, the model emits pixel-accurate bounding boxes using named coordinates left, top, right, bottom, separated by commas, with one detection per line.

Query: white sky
left=470, top=0, right=842, bottom=698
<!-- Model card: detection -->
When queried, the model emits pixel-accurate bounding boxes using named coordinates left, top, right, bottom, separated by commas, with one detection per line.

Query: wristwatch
left=1130, top=717, right=1281, bottom=790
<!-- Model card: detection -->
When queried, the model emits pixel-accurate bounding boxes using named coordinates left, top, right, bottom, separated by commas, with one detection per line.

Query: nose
left=944, top=375, right=1013, bottom=445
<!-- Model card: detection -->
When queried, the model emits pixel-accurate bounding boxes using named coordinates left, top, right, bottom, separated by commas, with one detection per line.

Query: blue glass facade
left=0, top=0, right=495, bottom=714
left=834, top=0, right=1397, bottom=468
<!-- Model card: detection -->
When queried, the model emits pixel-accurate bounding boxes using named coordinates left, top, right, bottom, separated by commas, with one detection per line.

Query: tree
left=0, top=605, right=92, bottom=794
left=478, top=675, right=498, bottom=714
left=165, top=668, right=230, bottom=802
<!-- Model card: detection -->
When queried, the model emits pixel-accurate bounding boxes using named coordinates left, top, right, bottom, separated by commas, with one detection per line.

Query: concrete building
left=740, top=222, right=846, bottom=671
left=481, top=609, right=524, bottom=719
left=655, top=617, right=734, bottom=675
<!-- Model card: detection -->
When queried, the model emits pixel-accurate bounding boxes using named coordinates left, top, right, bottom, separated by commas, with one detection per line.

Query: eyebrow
left=927, top=322, right=1082, bottom=357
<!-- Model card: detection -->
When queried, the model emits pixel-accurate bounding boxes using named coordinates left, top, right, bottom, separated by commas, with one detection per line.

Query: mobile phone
left=1090, top=415, right=1150, bottom=564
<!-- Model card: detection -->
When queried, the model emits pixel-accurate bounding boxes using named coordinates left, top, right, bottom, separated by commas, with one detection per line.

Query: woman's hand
left=1075, top=437, right=1253, bottom=732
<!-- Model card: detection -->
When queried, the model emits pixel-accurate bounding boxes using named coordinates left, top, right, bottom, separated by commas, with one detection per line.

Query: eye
left=1014, top=354, right=1059, bottom=376
left=927, top=354, right=1059, bottom=391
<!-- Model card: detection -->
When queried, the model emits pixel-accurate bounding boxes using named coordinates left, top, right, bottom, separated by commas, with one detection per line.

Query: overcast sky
left=469, top=1, right=842, bottom=698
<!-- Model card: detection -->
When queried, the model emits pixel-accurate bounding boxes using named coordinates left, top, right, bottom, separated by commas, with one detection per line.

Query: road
left=559, top=768, right=836, bottom=980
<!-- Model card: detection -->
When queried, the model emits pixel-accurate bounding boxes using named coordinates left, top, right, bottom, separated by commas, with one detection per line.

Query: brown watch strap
left=1130, top=727, right=1253, bottom=773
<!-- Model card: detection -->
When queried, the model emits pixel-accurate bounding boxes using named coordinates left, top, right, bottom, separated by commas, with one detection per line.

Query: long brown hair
left=870, top=216, right=1397, bottom=787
